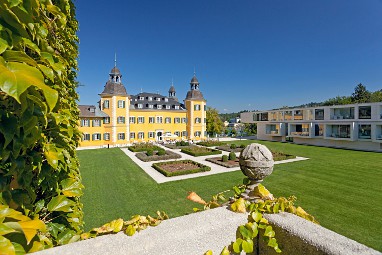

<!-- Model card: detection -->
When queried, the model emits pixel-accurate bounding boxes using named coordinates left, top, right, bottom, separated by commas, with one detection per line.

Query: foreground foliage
left=188, top=181, right=317, bottom=254
left=0, top=0, right=83, bottom=252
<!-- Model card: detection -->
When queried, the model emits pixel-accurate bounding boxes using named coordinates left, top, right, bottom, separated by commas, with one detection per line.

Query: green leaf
left=251, top=211, right=263, bottom=223
left=242, top=239, right=254, bottom=253
left=125, top=225, right=136, bottom=236
left=0, top=57, right=45, bottom=104
left=232, top=238, right=242, bottom=253
left=239, top=225, right=252, bottom=240
left=57, top=229, right=76, bottom=245
left=0, top=223, right=16, bottom=235
left=38, top=64, right=54, bottom=81
left=12, top=242, right=25, bottom=255
left=0, top=236, right=15, bottom=255
left=47, top=222, right=66, bottom=239
left=47, top=195, right=75, bottom=212
left=8, top=0, right=23, bottom=8
left=264, top=226, right=275, bottom=238
left=60, top=178, right=84, bottom=197
left=2, top=50, right=38, bottom=66
left=0, top=37, right=9, bottom=54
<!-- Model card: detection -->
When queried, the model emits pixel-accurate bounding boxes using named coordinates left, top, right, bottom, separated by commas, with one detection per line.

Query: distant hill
left=219, top=110, right=250, bottom=122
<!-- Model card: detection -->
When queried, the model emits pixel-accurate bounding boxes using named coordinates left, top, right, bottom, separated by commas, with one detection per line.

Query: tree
left=351, top=83, right=371, bottom=103
left=206, top=107, right=223, bottom=136
left=370, top=89, right=382, bottom=102
left=244, top=123, right=257, bottom=135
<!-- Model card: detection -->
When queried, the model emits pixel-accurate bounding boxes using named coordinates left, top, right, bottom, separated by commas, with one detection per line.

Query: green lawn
left=78, top=141, right=382, bottom=251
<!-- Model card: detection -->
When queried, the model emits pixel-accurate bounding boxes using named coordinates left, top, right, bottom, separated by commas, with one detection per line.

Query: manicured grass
left=78, top=142, right=382, bottom=251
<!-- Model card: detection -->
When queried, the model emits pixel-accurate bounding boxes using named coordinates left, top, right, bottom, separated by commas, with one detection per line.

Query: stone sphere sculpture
left=239, top=143, right=274, bottom=201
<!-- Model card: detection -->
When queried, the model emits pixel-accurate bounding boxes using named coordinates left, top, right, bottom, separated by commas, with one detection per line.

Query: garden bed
left=206, top=157, right=240, bottom=168
left=272, top=151, right=296, bottom=161
left=216, top=144, right=246, bottom=152
left=136, top=150, right=182, bottom=162
left=181, top=146, right=222, bottom=157
left=128, top=143, right=162, bottom=152
left=152, top=160, right=211, bottom=177
left=196, top=140, right=226, bottom=147
left=163, top=141, right=191, bottom=149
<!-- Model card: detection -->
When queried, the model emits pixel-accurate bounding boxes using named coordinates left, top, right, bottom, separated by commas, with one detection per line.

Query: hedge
left=136, top=150, right=182, bottom=162
left=152, top=160, right=211, bottom=177
left=180, top=147, right=222, bottom=157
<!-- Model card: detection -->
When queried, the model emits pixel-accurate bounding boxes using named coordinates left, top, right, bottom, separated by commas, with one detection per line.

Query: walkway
left=121, top=144, right=309, bottom=184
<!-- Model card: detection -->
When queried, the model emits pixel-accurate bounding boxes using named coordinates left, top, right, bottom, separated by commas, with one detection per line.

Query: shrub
left=180, top=140, right=189, bottom=146
left=230, top=144, right=237, bottom=149
left=157, top=149, right=166, bottom=156
left=240, top=144, right=246, bottom=148
left=129, top=143, right=162, bottom=152
left=146, top=149, right=154, bottom=156
left=229, top=152, right=237, bottom=160
left=136, top=150, right=182, bottom=162
left=222, top=155, right=229, bottom=162
left=0, top=0, right=83, bottom=251
left=197, top=140, right=225, bottom=147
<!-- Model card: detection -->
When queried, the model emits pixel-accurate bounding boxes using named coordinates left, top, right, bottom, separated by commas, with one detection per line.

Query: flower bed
left=196, top=140, right=226, bottom=147
left=181, top=146, right=222, bottom=157
left=128, top=143, right=162, bottom=152
left=216, top=144, right=246, bottom=152
left=206, top=157, right=240, bottom=168
left=152, top=160, right=211, bottom=177
left=136, top=150, right=182, bottom=162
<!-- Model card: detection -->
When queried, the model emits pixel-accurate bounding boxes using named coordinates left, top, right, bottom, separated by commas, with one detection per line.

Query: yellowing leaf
left=0, top=236, right=15, bottom=255
left=253, top=184, right=274, bottom=200
left=125, top=225, right=136, bottom=236
left=186, top=191, right=207, bottom=205
left=0, top=223, right=16, bottom=236
left=230, top=198, right=247, bottom=213
left=204, top=250, right=213, bottom=255
left=18, top=219, right=46, bottom=244
left=220, top=246, right=230, bottom=255
left=28, top=241, right=44, bottom=253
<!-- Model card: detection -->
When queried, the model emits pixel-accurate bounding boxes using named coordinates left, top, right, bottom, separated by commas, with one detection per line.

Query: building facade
left=78, top=66, right=207, bottom=147
left=241, top=102, right=382, bottom=152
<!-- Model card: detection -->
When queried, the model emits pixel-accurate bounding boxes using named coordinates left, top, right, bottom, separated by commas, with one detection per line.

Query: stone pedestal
left=239, top=143, right=274, bottom=202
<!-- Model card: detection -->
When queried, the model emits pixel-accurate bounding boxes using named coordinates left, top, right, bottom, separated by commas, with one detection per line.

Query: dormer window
left=175, top=105, right=179, bottom=110
left=166, top=105, right=171, bottom=109
left=164, top=98, right=168, bottom=102
left=157, top=105, right=162, bottom=109
left=148, top=97, right=152, bottom=101
left=138, top=104, right=143, bottom=109
left=139, top=96, right=144, bottom=100
left=156, top=98, right=161, bottom=102
left=89, top=107, right=95, bottom=113
left=148, top=104, right=153, bottom=109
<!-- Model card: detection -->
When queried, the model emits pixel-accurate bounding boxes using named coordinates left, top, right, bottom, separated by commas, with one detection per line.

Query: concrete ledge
left=35, top=208, right=381, bottom=255
left=262, top=213, right=381, bottom=255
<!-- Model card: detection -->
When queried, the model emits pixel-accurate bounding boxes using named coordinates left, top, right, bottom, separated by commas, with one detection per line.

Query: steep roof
left=130, top=92, right=185, bottom=110
left=78, top=105, right=109, bottom=118
left=100, top=80, right=129, bottom=96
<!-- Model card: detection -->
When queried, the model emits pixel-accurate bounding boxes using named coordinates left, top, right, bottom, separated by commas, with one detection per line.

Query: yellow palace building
left=78, top=64, right=207, bottom=147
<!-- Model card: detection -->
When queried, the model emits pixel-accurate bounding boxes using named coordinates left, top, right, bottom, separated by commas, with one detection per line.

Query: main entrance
left=156, top=131, right=163, bottom=142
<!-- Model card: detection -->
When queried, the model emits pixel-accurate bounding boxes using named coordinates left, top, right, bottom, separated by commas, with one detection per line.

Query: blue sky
left=75, top=0, right=382, bottom=112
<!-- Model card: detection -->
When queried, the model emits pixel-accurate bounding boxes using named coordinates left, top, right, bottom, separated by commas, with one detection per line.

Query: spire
left=114, top=52, right=117, bottom=67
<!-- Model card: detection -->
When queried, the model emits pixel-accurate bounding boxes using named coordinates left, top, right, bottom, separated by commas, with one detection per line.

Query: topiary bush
left=240, top=144, right=246, bottom=148
left=157, top=149, right=166, bottom=156
left=230, top=144, right=237, bottom=149
left=229, top=152, right=236, bottom=160
left=0, top=0, right=83, bottom=252
left=222, top=155, right=228, bottom=162
left=146, top=149, right=154, bottom=156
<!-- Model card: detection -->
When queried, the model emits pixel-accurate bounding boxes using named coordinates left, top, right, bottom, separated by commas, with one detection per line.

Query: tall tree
left=351, top=83, right=371, bottom=103
left=206, top=107, right=223, bottom=136
left=370, top=89, right=382, bottom=102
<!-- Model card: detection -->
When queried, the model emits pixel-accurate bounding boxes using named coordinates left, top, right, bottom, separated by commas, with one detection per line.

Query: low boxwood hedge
left=128, top=144, right=162, bottom=152
left=152, top=160, right=211, bottom=177
left=136, top=150, right=182, bottom=162
left=180, top=146, right=222, bottom=157
left=196, top=140, right=225, bottom=147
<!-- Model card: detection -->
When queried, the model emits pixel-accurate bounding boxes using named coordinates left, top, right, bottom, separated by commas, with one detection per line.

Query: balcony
left=289, top=124, right=310, bottom=138
left=358, top=124, right=371, bottom=140
left=326, top=124, right=351, bottom=139
left=330, top=107, right=354, bottom=120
